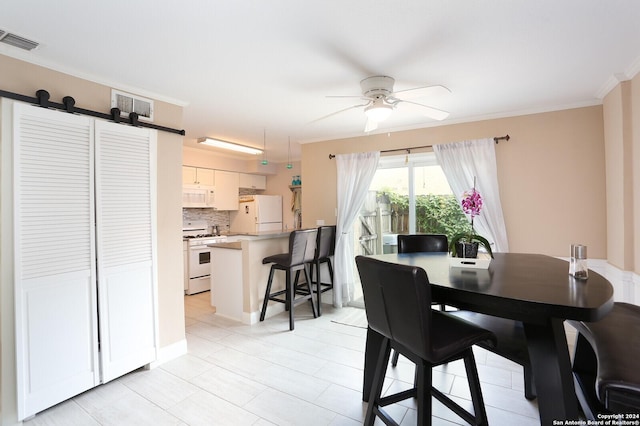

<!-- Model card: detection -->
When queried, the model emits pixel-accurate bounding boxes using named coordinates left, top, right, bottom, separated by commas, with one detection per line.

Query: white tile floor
left=22, top=259, right=640, bottom=425
left=26, top=291, right=561, bottom=426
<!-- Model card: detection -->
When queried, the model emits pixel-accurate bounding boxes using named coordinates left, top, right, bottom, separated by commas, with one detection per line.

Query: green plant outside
left=378, top=190, right=472, bottom=242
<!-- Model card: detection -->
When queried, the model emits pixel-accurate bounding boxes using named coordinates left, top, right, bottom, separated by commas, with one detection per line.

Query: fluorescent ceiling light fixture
left=364, top=99, right=393, bottom=122
left=197, top=137, right=262, bottom=155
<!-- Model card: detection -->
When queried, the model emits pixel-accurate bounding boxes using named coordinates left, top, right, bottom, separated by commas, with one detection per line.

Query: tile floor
left=22, top=258, right=640, bottom=425
left=25, top=290, right=563, bottom=426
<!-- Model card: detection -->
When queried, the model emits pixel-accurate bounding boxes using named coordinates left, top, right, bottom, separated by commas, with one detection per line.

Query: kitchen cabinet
left=212, top=170, right=239, bottom=210
left=239, top=173, right=266, bottom=190
left=183, top=166, right=214, bottom=187
left=12, top=103, right=157, bottom=420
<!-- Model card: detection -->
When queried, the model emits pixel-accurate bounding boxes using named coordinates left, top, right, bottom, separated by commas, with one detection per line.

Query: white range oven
left=183, top=221, right=227, bottom=295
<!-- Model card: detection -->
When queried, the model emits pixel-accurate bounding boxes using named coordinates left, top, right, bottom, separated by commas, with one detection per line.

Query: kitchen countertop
left=227, top=230, right=293, bottom=239
left=207, top=241, right=243, bottom=250
left=207, top=230, right=295, bottom=249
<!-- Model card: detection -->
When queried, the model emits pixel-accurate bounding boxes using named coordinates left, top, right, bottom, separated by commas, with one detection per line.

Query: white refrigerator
left=230, top=195, right=283, bottom=233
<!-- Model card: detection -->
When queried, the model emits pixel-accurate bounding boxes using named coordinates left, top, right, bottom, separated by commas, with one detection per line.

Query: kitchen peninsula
left=208, top=230, right=294, bottom=323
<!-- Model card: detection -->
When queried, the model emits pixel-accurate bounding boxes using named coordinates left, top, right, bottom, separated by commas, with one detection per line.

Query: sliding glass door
left=357, top=152, right=471, bottom=255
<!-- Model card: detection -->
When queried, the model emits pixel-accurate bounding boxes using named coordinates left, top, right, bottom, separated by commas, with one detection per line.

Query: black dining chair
left=308, top=225, right=335, bottom=316
left=568, top=302, right=640, bottom=418
left=356, top=256, right=495, bottom=426
left=397, top=234, right=449, bottom=312
left=259, top=228, right=318, bottom=331
left=391, top=234, right=449, bottom=367
left=397, top=233, right=449, bottom=253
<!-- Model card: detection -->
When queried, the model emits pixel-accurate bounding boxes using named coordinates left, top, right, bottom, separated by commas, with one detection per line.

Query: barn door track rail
left=0, top=88, right=185, bottom=136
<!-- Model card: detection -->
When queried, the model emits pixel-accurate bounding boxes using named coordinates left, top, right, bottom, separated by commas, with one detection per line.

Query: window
left=356, top=152, right=471, bottom=256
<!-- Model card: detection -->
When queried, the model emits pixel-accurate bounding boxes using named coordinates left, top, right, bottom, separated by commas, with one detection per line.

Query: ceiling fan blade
left=364, top=118, right=379, bottom=132
left=392, top=84, right=451, bottom=100
left=308, top=103, right=369, bottom=124
left=326, top=95, right=367, bottom=99
left=317, top=43, right=376, bottom=77
left=398, top=100, right=450, bottom=121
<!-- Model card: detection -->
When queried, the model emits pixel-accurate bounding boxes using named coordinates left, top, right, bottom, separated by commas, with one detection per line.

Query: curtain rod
left=328, top=134, right=510, bottom=159
left=0, top=88, right=186, bottom=136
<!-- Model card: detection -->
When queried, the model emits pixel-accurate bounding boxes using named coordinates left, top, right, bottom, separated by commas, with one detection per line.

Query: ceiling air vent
left=111, top=89, right=154, bottom=122
left=0, top=31, right=39, bottom=51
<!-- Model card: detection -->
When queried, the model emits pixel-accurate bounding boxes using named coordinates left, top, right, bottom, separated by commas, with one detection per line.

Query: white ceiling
left=3, top=1, right=640, bottom=162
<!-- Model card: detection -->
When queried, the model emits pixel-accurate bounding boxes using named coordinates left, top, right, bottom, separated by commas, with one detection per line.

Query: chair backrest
left=397, top=234, right=448, bottom=254
left=355, top=255, right=434, bottom=361
left=289, top=228, right=318, bottom=266
left=314, top=225, right=336, bottom=260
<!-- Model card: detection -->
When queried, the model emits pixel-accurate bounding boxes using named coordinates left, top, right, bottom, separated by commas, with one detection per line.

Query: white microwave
left=182, top=187, right=215, bottom=208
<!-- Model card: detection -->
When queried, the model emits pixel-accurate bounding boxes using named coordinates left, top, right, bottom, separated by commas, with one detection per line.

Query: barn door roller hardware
left=0, top=88, right=185, bottom=136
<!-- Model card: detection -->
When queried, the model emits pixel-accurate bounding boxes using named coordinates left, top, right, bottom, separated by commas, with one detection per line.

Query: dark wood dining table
left=361, top=252, right=614, bottom=425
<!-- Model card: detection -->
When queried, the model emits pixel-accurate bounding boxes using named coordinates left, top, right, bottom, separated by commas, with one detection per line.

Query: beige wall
left=634, top=73, right=640, bottom=273
left=153, top=98, right=186, bottom=349
left=603, top=75, right=640, bottom=272
left=603, top=83, right=631, bottom=269
left=302, top=106, right=607, bottom=259
left=0, top=54, right=185, bottom=424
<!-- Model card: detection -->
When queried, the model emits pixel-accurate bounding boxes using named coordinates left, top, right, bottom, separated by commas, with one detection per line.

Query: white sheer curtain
left=433, top=138, right=509, bottom=252
left=334, top=151, right=380, bottom=308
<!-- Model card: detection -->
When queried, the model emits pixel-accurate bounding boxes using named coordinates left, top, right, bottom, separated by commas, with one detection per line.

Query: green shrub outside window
left=377, top=190, right=472, bottom=243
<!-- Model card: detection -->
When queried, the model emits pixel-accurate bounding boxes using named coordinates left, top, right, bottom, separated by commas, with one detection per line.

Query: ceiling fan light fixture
left=197, top=137, right=263, bottom=155
left=364, top=100, right=393, bottom=122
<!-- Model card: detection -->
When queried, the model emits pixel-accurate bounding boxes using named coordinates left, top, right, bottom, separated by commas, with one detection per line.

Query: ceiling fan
left=319, top=75, right=451, bottom=132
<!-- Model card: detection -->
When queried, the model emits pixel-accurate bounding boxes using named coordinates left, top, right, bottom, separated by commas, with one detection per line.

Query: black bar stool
left=308, top=225, right=335, bottom=316
left=259, top=228, right=318, bottom=331
left=356, top=256, right=495, bottom=425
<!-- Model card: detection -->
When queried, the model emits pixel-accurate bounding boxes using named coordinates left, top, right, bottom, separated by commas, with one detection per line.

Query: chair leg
left=463, top=349, right=489, bottom=426
left=289, top=270, right=302, bottom=312
left=287, top=269, right=294, bottom=331
left=432, top=350, right=489, bottom=425
left=415, top=362, right=433, bottom=426
left=259, top=266, right=276, bottom=321
left=314, top=260, right=323, bottom=316
left=364, top=337, right=392, bottom=426
left=304, top=264, right=318, bottom=318
left=321, top=258, right=334, bottom=316
left=523, top=362, right=536, bottom=400
left=391, top=349, right=400, bottom=367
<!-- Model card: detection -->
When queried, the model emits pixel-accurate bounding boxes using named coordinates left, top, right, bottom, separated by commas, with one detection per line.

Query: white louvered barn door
left=13, top=103, right=99, bottom=420
left=94, top=121, right=158, bottom=382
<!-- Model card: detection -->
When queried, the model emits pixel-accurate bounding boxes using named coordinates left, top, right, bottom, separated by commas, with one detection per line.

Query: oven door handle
left=190, top=245, right=210, bottom=250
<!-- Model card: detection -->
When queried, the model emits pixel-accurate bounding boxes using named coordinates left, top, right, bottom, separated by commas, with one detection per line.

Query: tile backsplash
left=183, top=209, right=230, bottom=233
